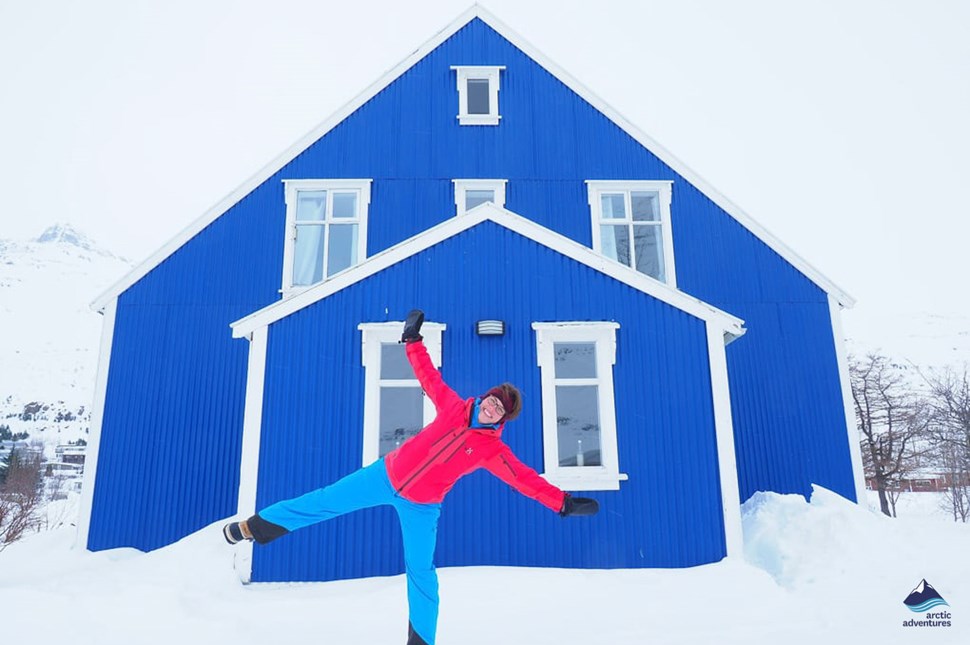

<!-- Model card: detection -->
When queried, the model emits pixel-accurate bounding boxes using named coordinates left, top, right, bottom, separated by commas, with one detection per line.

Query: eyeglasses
left=483, top=395, right=505, bottom=418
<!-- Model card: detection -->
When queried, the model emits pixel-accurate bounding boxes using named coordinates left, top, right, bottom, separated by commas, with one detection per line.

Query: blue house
left=79, top=7, right=864, bottom=582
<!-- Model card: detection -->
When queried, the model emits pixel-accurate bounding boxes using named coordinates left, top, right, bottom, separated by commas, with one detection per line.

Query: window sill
left=457, top=114, right=501, bottom=126
left=542, top=470, right=628, bottom=492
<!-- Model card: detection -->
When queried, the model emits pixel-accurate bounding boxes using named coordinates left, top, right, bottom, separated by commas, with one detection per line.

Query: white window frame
left=281, top=179, right=372, bottom=295
left=452, top=179, right=507, bottom=215
left=358, top=321, right=446, bottom=466
left=450, top=65, right=505, bottom=126
left=532, top=322, right=627, bottom=491
left=586, top=180, right=676, bottom=287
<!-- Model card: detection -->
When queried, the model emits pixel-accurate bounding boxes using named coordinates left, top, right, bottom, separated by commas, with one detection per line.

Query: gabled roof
left=230, top=202, right=746, bottom=340
left=91, top=4, right=853, bottom=313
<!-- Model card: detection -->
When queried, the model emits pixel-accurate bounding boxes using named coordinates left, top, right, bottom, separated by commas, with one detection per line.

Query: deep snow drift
left=2, top=487, right=966, bottom=644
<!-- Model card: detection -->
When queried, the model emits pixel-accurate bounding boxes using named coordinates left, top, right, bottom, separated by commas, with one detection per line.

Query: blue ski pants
left=258, top=459, right=441, bottom=645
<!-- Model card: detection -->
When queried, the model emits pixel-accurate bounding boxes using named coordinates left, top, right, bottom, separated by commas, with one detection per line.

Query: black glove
left=401, top=309, right=425, bottom=344
left=560, top=494, right=599, bottom=518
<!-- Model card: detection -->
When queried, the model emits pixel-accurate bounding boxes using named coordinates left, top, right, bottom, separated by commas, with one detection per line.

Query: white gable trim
left=230, top=203, right=745, bottom=339
left=90, top=5, right=853, bottom=313
left=829, top=294, right=868, bottom=504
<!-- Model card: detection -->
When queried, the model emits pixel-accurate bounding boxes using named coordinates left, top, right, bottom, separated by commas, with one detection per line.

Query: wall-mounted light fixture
left=476, top=320, right=505, bottom=336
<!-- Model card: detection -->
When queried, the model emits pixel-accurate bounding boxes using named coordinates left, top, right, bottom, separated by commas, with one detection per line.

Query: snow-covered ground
left=2, top=487, right=966, bottom=644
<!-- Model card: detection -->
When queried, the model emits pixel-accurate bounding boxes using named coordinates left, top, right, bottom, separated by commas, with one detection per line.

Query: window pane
left=380, top=343, right=413, bottom=380
left=631, top=191, right=660, bottom=222
left=296, top=191, right=327, bottom=221
left=465, top=189, right=495, bottom=211
left=327, top=224, right=358, bottom=276
left=600, top=224, right=630, bottom=266
left=293, top=224, right=324, bottom=285
left=555, top=385, right=602, bottom=467
left=553, top=342, right=597, bottom=379
left=600, top=193, right=626, bottom=219
left=634, top=224, right=665, bottom=282
left=379, top=387, right=424, bottom=456
left=332, top=192, right=357, bottom=219
left=467, top=78, right=490, bottom=115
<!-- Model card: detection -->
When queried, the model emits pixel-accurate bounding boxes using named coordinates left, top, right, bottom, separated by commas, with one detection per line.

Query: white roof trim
left=230, top=203, right=746, bottom=339
left=91, top=4, right=853, bottom=313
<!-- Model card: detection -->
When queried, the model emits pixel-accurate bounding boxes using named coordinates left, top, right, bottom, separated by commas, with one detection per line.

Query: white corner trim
left=89, top=5, right=853, bottom=313
left=706, top=322, right=743, bottom=559
left=75, top=298, right=117, bottom=551
left=230, top=204, right=746, bottom=340
left=828, top=294, right=867, bottom=504
left=235, top=326, right=269, bottom=584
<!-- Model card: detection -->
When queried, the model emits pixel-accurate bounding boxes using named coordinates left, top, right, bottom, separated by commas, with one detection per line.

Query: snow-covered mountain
left=0, top=224, right=132, bottom=450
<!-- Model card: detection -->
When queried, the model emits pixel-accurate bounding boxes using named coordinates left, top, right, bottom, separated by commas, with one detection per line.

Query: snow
left=2, top=487, right=966, bottom=644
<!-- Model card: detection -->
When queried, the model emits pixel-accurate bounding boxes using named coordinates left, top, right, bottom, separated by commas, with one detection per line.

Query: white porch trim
left=234, top=325, right=269, bottom=584
left=706, top=321, right=743, bottom=559
left=231, top=203, right=745, bottom=341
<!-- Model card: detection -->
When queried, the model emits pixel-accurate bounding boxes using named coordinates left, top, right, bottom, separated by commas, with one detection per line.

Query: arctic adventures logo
left=902, top=579, right=952, bottom=628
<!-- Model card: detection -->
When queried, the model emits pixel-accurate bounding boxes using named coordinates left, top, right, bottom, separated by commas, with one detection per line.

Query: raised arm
left=402, top=310, right=463, bottom=412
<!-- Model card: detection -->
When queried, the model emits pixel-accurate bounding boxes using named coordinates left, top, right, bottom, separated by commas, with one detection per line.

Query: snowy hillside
left=2, top=486, right=966, bottom=644
left=0, top=224, right=131, bottom=449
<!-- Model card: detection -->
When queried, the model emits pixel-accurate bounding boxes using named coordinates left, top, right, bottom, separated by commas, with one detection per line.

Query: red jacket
left=383, top=340, right=566, bottom=513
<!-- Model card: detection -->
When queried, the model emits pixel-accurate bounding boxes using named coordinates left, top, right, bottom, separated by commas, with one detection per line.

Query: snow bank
left=2, top=488, right=967, bottom=644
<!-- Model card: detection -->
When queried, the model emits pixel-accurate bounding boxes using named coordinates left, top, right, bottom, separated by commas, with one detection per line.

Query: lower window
left=358, top=321, right=445, bottom=464
left=532, top=322, right=627, bottom=490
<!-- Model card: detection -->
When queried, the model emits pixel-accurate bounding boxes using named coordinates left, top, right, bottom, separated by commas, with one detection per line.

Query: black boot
left=407, top=622, right=430, bottom=645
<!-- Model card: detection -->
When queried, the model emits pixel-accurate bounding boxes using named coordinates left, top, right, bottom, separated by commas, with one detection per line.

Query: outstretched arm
left=483, top=445, right=567, bottom=513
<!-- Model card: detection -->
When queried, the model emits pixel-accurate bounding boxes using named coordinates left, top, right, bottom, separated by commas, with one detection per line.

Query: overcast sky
left=1, top=0, right=967, bottom=364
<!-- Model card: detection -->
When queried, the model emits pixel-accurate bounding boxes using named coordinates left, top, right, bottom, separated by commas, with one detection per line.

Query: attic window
left=451, top=66, right=504, bottom=125
left=453, top=179, right=507, bottom=215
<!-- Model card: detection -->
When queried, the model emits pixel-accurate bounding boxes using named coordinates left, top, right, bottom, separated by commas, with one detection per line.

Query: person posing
left=224, top=309, right=598, bottom=645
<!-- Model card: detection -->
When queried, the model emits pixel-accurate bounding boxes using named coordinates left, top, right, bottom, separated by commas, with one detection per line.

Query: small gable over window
left=453, top=179, right=507, bottom=215
left=451, top=66, right=504, bottom=125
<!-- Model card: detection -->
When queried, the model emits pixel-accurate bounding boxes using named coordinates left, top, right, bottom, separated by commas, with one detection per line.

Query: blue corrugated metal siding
left=92, top=16, right=854, bottom=553
left=88, top=194, right=284, bottom=550
left=252, top=223, right=724, bottom=582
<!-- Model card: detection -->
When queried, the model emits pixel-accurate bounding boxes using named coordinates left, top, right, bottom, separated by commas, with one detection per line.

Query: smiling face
left=477, top=394, right=506, bottom=425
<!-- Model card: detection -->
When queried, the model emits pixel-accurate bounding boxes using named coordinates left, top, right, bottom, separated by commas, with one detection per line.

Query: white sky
left=1, top=0, right=968, bottom=362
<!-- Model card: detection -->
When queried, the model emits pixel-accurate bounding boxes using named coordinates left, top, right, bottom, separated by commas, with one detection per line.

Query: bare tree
left=921, top=366, right=970, bottom=522
left=0, top=448, right=44, bottom=549
left=850, top=353, right=930, bottom=517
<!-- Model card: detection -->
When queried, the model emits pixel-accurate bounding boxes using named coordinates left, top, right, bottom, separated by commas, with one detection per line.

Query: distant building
left=81, top=7, right=864, bottom=585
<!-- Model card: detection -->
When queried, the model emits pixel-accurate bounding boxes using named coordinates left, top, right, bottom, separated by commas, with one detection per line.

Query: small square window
left=451, top=66, right=504, bottom=126
left=453, top=179, right=507, bottom=216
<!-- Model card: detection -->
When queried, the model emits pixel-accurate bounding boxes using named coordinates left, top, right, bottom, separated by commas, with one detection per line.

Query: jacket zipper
left=396, top=428, right=468, bottom=494
left=500, top=454, right=517, bottom=477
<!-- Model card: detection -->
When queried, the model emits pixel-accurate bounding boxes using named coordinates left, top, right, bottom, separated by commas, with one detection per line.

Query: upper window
left=586, top=181, right=676, bottom=286
left=532, top=322, right=627, bottom=491
left=358, top=321, right=445, bottom=465
left=453, top=179, right=507, bottom=215
left=282, top=179, right=371, bottom=293
left=450, top=66, right=505, bottom=125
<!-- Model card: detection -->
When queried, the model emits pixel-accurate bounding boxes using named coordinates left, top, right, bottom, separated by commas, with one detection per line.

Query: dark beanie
left=485, top=383, right=522, bottom=421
